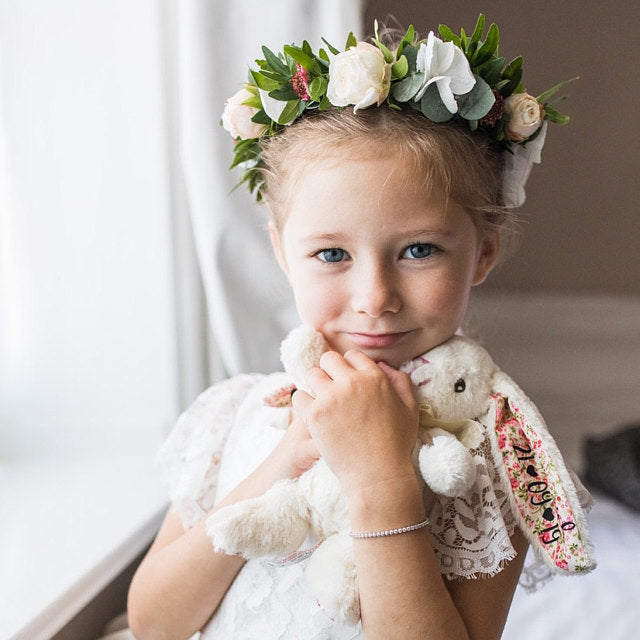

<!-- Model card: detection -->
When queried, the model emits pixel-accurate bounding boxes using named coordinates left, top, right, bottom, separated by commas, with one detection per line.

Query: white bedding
left=468, top=293, right=640, bottom=639
left=504, top=494, right=640, bottom=639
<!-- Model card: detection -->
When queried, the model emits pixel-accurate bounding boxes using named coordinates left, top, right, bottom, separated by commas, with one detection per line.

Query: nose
left=351, top=263, right=402, bottom=317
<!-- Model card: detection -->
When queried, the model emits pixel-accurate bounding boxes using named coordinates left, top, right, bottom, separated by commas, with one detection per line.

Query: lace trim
left=156, top=374, right=264, bottom=530
left=429, top=435, right=517, bottom=579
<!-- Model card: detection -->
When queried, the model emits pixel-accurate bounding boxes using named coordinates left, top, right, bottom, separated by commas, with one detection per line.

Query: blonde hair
left=260, top=106, right=514, bottom=238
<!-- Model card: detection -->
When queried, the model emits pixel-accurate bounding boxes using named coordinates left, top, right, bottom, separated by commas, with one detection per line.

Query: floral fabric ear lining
left=221, top=14, right=575, bottom=207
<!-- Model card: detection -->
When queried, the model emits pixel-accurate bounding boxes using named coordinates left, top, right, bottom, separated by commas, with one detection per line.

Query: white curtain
left=168, top=0, right=362, bottom=376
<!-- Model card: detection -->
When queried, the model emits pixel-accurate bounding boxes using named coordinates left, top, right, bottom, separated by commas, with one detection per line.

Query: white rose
left=221, top=87, right=267, bottom=140
left=504, top=93, right=545, bottom=142
left=327, top=42, right=391, bottom=112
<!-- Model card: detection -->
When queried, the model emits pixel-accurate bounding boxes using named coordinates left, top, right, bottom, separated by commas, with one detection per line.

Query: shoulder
left=156, top=371, right=292, bottom=528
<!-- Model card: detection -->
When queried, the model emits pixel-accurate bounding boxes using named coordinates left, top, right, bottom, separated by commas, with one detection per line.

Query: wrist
left=346, top=469, right=426, bottom=533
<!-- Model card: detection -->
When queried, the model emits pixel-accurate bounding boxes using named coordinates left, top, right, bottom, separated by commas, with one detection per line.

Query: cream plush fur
left=205, top=326, right=509, bottom=624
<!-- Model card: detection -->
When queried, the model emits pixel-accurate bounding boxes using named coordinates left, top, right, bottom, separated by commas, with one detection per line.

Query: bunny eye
left=454, top=378, right=466, bottom=393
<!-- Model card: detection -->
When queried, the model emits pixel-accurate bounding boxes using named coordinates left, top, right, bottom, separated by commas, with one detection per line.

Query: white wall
left=0, top=0, right=180, bottom=453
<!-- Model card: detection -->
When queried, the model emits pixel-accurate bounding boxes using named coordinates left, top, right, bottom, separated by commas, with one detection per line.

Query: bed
left=466, top=293, right=640, bottom=639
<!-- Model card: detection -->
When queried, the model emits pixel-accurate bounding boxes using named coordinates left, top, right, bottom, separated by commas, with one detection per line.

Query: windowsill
left=1, top=424, right=169, bottom=640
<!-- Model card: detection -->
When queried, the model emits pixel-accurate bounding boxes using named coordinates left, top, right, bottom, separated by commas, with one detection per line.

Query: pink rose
left=504, top=93, right=545, bottom=142
left=221, top=87, right=267, bottom=140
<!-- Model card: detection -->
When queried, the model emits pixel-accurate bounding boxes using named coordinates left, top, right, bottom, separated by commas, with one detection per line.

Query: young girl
left=128, top=16, right=593, bottom=640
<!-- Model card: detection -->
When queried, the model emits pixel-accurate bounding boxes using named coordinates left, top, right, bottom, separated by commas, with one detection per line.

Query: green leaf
left=242, top=94, right=263, bottom=109
left=318, top=48, right=330, bottom=63
left=391, top=72, right=424, bottom=102
left=543, top=104, right=570, bottom=125
left=537, top=76, right=578, bottom=104
left=308, top=76, right=328, bottom=101
left=475, top=22, right=499, bottom=65
left=456, top=75, right=496, bottom=120
left=345, top=31, right=357, bottom=49
left=470, top=14, right=486, bottom=45
left=460, top=28, right=468, bottom=50
left=321, top=37, right=340, bottom=56
left=373, top=38, right=395, bottom=63
left=438, top=24, right=459, bottom=46
left=250, top=109, right=272, bottom=125
left=278, top=99, right=301, bottom=125
left=283, top=45, right=316, bottom=71
left=477, top=56, right=505, bottom=86
left=402, top=44, right=419, bottom=73
left=318, top=94, right=332, bottom=110
left=401, top=24, right=415, bottom=47
left=250, top=70, right=281, bottom=92
left=261, top=46, right=290, bottom=77
left=391, top=55, right=409, bottom=79
left=419, top=83, right=454, bottom=122
left=269, top=85, right=300, bottom=101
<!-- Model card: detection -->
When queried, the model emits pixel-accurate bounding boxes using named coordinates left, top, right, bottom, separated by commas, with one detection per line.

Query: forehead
left=280, top=154, right=464, bottom=240
left=275, top=148, right=444, bottom=227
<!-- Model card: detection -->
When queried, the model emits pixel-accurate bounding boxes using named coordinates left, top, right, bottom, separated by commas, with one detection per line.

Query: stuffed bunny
left=206, top=326, right=595, bottom=624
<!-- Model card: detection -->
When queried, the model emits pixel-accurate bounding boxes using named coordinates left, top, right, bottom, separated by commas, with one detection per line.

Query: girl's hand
left=257, top=414, right=320, bottom=487
left=291, top=349, right=419, bottom=497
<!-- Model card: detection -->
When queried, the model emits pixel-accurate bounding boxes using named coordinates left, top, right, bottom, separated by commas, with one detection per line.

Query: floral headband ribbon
left=222, top=14, right=575, bottom=207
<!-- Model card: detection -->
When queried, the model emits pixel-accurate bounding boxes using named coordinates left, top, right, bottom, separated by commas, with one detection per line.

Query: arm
left=127, top=417, right=318, bottom=640
left=293, top=351, right=526, bottom=640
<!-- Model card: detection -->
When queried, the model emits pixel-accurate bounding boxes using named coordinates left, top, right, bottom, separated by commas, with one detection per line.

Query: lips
left=347, top=332, right=410, bottom=349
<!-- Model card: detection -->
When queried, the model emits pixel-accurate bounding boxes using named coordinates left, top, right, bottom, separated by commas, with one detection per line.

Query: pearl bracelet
left=350, top=518, right=430, bottom=539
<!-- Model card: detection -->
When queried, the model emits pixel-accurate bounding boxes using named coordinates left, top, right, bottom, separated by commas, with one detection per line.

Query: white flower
left=503, top=93, right=545, bottom=142
left=221, top=88, right=267, bottom=140
left=414, top=32, right=476, bottom=113
left=327, top=42, right=391, bottom=112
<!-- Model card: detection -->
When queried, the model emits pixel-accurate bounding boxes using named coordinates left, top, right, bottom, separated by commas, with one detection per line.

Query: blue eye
left=316, top=248, right=347, bottom=263
left=402, top=243, right=437, bottom=259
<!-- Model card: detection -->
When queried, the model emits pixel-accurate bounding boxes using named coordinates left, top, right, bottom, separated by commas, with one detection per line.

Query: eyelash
left=402, top=243, right=440, bottom=260
left=314, top=248, right=348, bottom=263
left=313, top=243, right=440, bottom=264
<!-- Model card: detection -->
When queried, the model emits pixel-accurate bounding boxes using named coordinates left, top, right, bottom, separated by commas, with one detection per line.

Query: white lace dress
left=157, top=366, right=548, bottom=640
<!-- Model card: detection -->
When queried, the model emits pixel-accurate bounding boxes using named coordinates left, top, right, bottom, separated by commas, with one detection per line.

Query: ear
left=268, top=220, right=289, bottom=277
left=472, top=229, right=500, bottom=286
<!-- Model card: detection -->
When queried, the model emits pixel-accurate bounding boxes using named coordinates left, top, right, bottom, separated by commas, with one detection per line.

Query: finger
left=377, top=361, right=417, bottom=407
left=341, top=349, right=378, bottom=370
left=317, top=350, right=353, bottom=376
left=291, top=388, right=313, bottom=415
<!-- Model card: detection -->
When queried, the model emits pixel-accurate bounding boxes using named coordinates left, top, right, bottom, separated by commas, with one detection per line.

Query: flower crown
left=222, top=14, right=574, bottom=205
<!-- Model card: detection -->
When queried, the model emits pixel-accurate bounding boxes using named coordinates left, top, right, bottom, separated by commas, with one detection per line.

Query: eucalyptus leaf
left=457, top=75, right=495, bottom=120
left=402, top=44, right=419, bottom=73
left=391, top=72, right=424, bottom=102
left=420, top=83, right=454, bottom=122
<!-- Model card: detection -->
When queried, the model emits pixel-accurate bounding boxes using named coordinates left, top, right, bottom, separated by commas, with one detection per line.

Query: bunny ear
left=485, top=370, right=596, bottom=576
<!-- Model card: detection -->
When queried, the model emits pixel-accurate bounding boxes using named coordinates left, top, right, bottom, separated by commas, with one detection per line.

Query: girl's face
left=270, top=154, right=499, bottom=368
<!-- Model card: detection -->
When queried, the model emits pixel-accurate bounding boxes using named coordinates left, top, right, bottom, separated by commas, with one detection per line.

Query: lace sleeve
left=156, top=373, right=263, bottom=530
